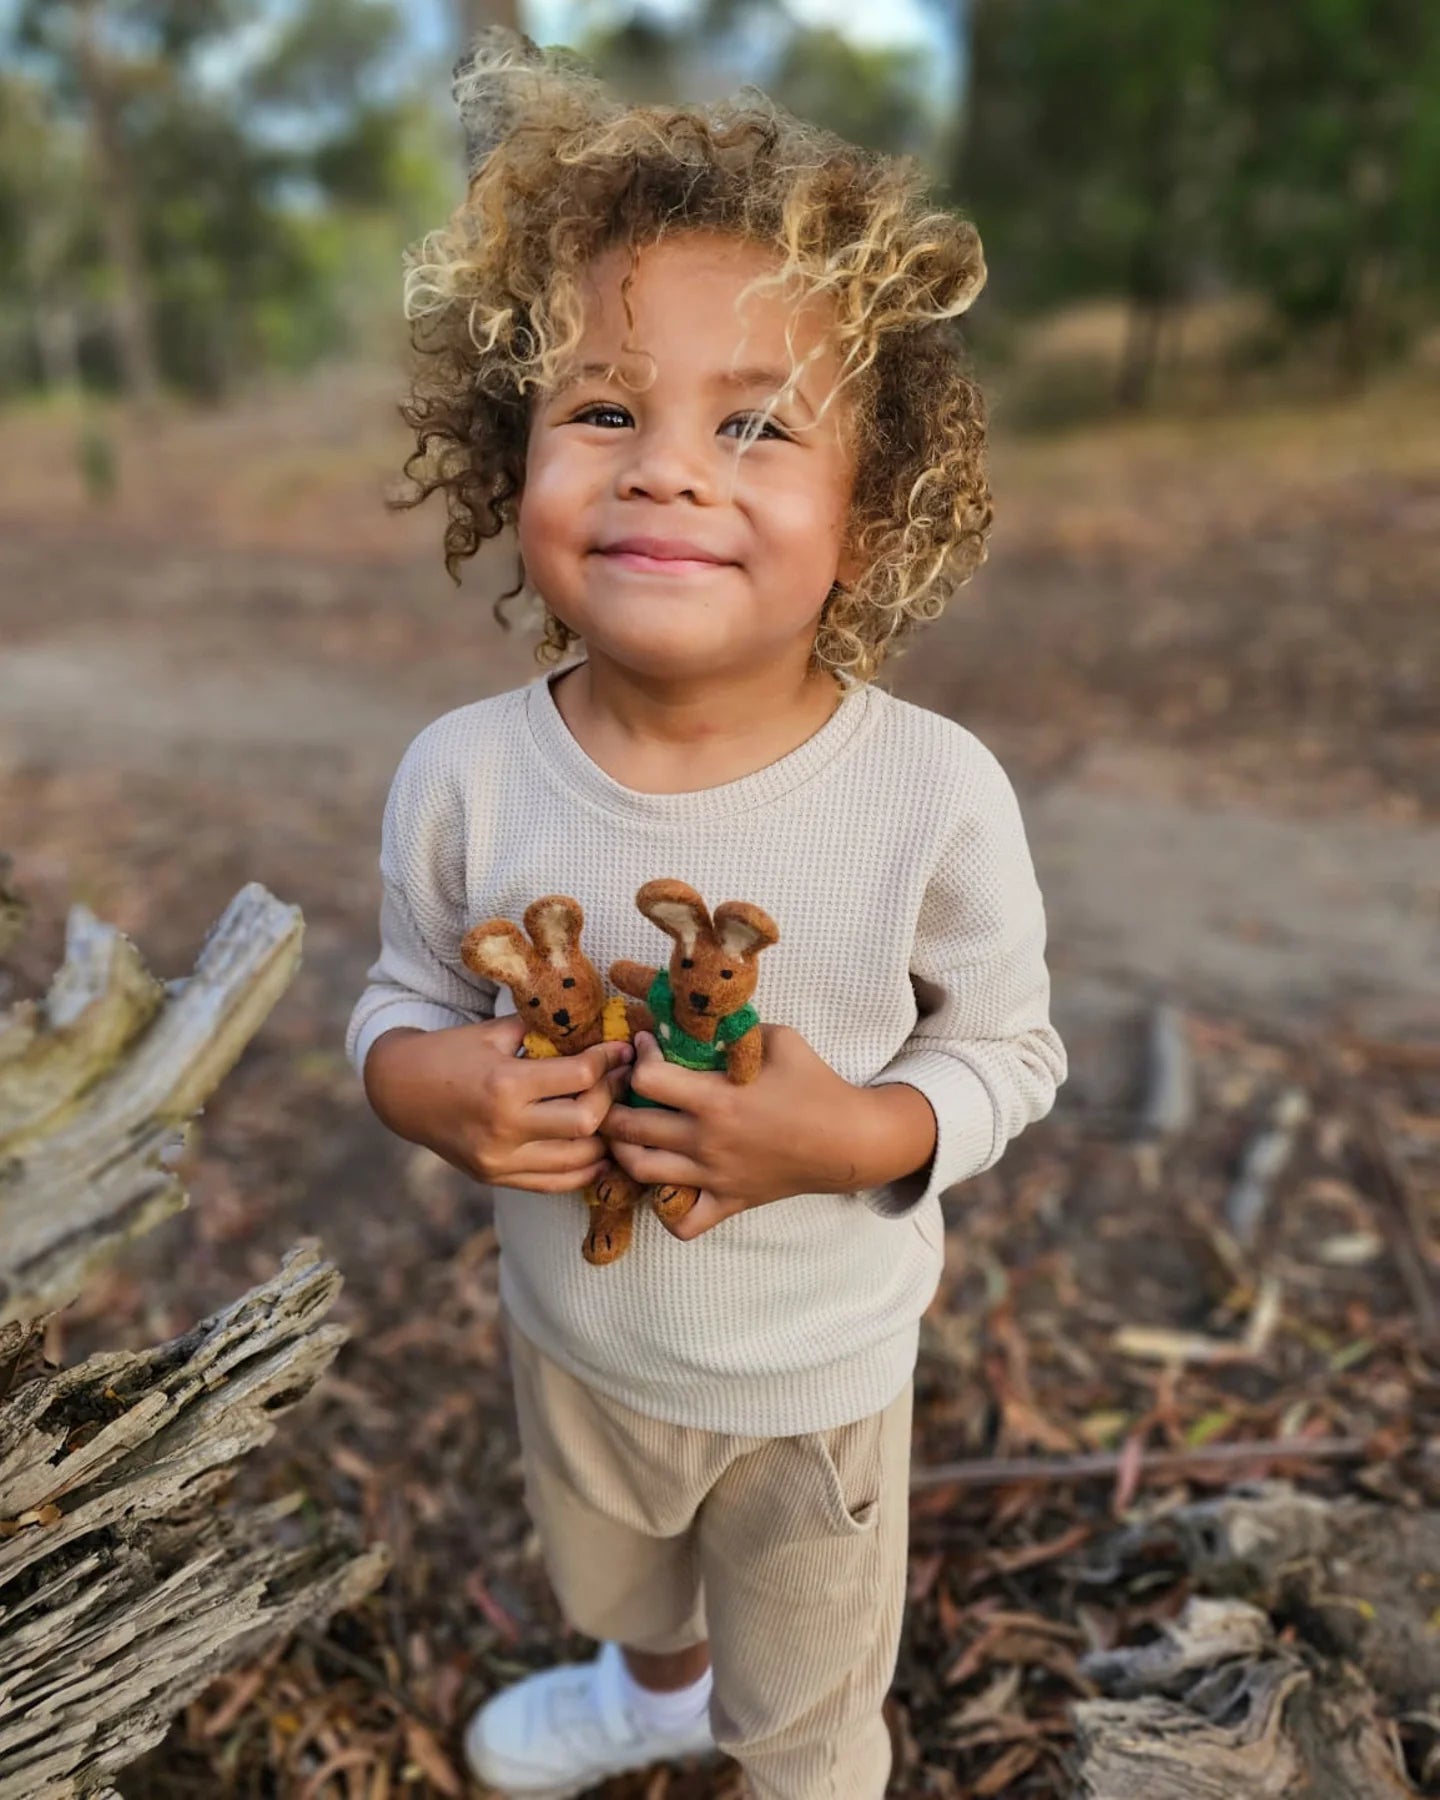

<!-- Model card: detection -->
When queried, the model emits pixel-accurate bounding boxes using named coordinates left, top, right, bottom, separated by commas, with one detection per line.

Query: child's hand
left=364, top=1018, right=634, bottom=1193
left=601, top=1027, right=937, bottom=1239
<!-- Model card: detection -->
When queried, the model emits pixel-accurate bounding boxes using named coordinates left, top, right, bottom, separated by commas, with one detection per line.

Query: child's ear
left=833, top=545, right=864, bottom=591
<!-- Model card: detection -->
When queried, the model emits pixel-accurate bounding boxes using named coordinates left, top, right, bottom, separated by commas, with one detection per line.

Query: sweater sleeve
left=344, top=725, right=497, bottom=1078
left=865, top=742, right=1067, bottom=1219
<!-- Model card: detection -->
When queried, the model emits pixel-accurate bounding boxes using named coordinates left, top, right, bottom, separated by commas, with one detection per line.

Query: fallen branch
left=1137, top=1000, right=1194, bottom=1141
left=0, top=882, right=304, bottom=1326
left=1225, top=1085, right=1309, bottom=1250
left=909, top=1435, right=1368, bottom=1494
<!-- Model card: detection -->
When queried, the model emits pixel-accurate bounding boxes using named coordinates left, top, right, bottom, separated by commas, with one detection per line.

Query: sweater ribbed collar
left=525, top=661, right=874, bottom=823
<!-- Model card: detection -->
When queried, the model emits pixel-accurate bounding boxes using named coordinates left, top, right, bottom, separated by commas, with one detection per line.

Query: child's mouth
left=596, top=538, right=733, bottom=576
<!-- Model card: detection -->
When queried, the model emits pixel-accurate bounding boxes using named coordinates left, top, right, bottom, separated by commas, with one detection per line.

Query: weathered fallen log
left=1089, top=1482, right=1440, bottom=1712
left=1073, top=1596, right=1416, bottom=1799
left=0, top=883, right=387, bottom=1798
left=1070, top=1483, right=1440, bottom=1796
left=0, top=1245, right=387, bottom=1800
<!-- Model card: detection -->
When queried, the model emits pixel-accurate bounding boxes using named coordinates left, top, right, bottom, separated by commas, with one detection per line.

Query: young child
left=347, top=30, right=1066, bottom=1800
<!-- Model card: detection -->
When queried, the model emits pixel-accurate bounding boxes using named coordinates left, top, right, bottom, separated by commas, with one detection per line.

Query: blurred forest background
left=2, top=4, right=1438, bottom=1798
left=3, top=0, right=1439, bottom=412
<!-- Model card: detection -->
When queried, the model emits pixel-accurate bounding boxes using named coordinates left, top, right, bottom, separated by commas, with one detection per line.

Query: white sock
left=613, top=1650, right=713, bottom=1736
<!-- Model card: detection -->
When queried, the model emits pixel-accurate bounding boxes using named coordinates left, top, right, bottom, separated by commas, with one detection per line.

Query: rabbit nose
left=553, top=1008, right=570, bottom=1026
left=689, top=992, right=709, bottom=1011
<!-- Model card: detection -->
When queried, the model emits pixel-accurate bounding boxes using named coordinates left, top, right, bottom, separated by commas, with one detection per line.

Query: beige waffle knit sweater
left=346, top=667, right=1066, bottom=1434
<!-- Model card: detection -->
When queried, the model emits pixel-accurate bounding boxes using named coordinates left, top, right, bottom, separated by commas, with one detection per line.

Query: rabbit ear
left=636, top=880, right=710, bottom=955
left=525, top=895, right=584, bottom=966
left=461, top=919, right=538, bottom=990
left=712, top=901, right=779, bottom=959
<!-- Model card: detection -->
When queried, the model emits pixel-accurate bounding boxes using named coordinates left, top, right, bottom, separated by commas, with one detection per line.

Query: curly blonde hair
left=397, top=29, right=991, bottom=682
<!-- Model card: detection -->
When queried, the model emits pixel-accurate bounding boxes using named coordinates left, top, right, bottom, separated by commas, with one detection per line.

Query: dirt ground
left=2, top=365, right=1437, bottom=1797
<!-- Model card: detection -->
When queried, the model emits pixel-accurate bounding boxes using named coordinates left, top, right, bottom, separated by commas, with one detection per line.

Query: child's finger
left=509, top=1135, right=609, bottom=1173
left=519, top=1089, right=614, bottom=1140
left=609, top=1141, right=707, bottom=1189
left=602, top=1104, right=691, bottom=1150
left=504, top=1159, right=609, bottom=1194
left=520, top=1039, right=632, bottom=1101
left=627, top=1047, right=722, bottom=1114
left=477, top=1014, right=529, bottom=1056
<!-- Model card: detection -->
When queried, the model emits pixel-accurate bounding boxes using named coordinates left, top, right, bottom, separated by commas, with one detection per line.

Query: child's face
left=518, top=231, right=859, bottom=685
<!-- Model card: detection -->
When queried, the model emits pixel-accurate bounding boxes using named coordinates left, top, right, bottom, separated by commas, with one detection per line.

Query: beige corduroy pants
left=502, top=1309, right=914, bottom=1800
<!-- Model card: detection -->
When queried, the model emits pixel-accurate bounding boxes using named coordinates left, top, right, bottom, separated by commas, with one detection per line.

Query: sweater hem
left=497, top=1259, right=921, bottom=1437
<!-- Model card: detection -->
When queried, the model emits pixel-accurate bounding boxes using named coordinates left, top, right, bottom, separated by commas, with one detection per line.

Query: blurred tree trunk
left=73, top=0, right=160, bottom=407
left=1115, top=101, right=1180, bottom=410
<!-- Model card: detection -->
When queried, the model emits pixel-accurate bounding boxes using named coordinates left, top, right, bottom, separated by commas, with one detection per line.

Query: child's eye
left=572, top=402, right=632, bottom=429
left=720, top=412, right=789, bottom=442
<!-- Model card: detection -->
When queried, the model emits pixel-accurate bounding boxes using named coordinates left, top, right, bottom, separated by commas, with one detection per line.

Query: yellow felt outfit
left=522, top=994, right=631, bottom=1062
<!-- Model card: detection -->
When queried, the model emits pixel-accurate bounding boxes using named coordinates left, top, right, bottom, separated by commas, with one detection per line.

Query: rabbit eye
left=680, top=957, right=693, bottom=969
left=562, top=977, right=576, bottom=988
left=720, top=969, right=733, bottom=979
left=529, top=996, right=541, bottom=1007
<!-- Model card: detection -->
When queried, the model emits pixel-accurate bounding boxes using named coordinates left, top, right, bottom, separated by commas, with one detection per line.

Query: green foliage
left=0, top=0, right=451, bottom=401
left=959, top=0, right=1440, bottom=386
left=769, top=28, right=933, bottom=157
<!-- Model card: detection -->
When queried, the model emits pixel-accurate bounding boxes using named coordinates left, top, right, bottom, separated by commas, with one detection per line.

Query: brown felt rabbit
left=460, top=896, right=643, bottom=1266
left=610, top=879, right=780, bottom=1226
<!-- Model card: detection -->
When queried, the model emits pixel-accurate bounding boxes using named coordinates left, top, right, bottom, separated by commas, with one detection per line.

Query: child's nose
left=618, top=431, right=714, bottom=505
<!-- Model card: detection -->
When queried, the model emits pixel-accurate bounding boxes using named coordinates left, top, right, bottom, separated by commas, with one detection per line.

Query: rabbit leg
left=648, top=1182, right=701, bottom=1225
left=582, top=1163, right=643, bottom=1265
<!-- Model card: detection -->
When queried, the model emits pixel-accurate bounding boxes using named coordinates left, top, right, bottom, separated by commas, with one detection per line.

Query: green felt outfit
left=625, top=969, right=760, bottom=1111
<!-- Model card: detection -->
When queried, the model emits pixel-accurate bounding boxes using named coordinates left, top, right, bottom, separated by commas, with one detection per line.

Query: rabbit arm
left=623, top=999, right=656, bottom=1038
left=723, top=1023, right=763, bottom=1085
left=609, top=960, right=658, bottom=1000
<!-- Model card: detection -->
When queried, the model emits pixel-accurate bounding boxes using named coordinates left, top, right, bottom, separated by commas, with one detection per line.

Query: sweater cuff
left=350, top=998, right=479, bottom=1080
left=864, top=1050, right=998, bottom=1219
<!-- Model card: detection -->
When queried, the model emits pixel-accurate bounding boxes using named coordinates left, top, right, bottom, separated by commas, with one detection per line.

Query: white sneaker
left=463, top=1641, right=716, bottom=1798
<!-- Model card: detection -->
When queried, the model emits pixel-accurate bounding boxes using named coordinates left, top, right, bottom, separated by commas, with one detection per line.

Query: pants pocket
left=809, top=1413, right=884, bottom=1536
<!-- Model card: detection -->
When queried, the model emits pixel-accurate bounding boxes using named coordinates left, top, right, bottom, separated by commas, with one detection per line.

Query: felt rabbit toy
left=461, top=896, right=644, bottom=1267
left=609, top=879, right=780, bottom=1226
